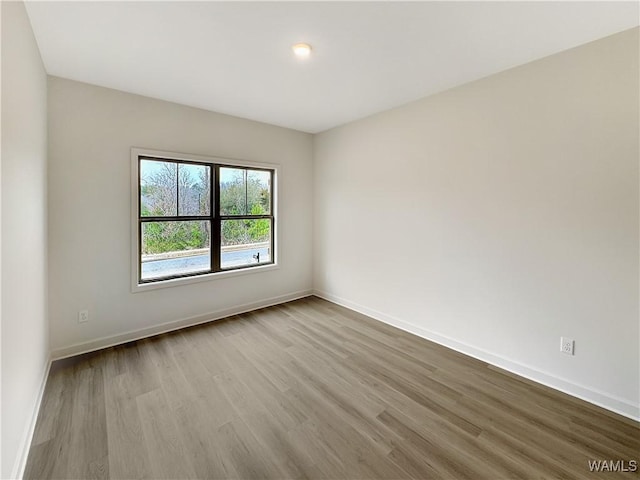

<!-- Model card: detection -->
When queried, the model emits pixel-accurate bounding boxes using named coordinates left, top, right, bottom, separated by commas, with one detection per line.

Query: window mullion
left=140, top=215, right=210, bottom=222
left=244, top=169, right=248, bottom=215
left=213, top=165, right=221, bottom=272
left=175, top=163, right=179, bottom=216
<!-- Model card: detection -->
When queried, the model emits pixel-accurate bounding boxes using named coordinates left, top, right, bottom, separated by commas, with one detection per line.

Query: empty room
left=2, top=1, right=639, bottom=479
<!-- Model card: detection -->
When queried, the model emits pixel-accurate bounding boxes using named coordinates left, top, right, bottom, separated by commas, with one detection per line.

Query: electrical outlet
left=560, top=337, right=574, bottom=355
left=78, top=310, right=89, bottom=324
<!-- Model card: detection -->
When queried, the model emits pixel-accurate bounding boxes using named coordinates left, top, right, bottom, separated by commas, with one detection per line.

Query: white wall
left=1, top=2, right=50, bottom=477
left=314, top=28, right=639, bottom=419
left=48, top=77, right=313, bottom=357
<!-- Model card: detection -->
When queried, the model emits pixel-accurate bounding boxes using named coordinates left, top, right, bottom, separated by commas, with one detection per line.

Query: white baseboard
left=12, top=358, right=52, bottom=480
left=51, top=289, right=313, bottom=360
left=313, top=289, right=639, bottom=422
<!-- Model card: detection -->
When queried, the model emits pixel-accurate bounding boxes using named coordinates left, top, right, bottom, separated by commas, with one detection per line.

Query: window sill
left=132, top=263, right=279, bottom=293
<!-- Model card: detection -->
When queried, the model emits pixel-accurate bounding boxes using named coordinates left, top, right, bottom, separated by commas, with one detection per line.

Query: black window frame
left=137, top=154, right=275, bottom=284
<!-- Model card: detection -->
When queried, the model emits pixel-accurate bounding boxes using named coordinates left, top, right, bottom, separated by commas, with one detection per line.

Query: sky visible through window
left=140, top=160, right=241, bottom=186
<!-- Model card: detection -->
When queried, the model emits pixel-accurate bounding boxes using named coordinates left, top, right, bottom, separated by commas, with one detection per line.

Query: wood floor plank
left=171, top=336, right=238, bottom=429
left=283, top=357, right=400, bottom=455
left=29, top=370, right=65, bottom=447
left=104, top=373, right=154, bottom=480
left=66, top=365, right=109, bottom=479
left=136, top=388, right=198, bottom=479
left=24, top=296, right=640, bottom=479
left=285, top=343, right=387, bottom=418
left=241, top=411, right=317, bottom=479
left=215, top=418, right=288, bottom=479
left=378, top=407, right=499, bottom=479
left=227, top=328, right=294, bottom=392
left=226, top=343, right=308, bottom=430
left=24, top=362, right=80, bottom=479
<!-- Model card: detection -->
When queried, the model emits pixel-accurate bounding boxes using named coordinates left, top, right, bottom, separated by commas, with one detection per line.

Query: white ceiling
left=25, top=1, right=639, bottom=133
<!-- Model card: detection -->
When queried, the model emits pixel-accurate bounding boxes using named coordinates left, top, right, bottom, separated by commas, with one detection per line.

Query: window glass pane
left=221, top=219, right=271, bottom=269
left=178, top=163, right=210, bottom=216
left=141, top=221, right=210, bottom=280
left=220, top=167, right=247, bottom=215
left=247, top=170, right=271, bottom=215
left=140, top=160, right=177, bottom=216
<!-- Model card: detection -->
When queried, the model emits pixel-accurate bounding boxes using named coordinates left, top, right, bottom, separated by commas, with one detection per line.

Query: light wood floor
left=25, top=296, right=639, bottom=479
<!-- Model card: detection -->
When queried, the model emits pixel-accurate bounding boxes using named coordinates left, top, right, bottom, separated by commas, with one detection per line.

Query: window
left=132, top=149, right=276, bottom=289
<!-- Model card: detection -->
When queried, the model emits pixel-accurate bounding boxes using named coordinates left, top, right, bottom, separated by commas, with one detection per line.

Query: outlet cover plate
left=560, top=337, right=574, bottom=355
left=78, top=310, right=89, bottom=324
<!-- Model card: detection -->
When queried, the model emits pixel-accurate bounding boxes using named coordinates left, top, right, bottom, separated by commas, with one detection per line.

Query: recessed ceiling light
left=292, top=43, right=312, bottom=58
